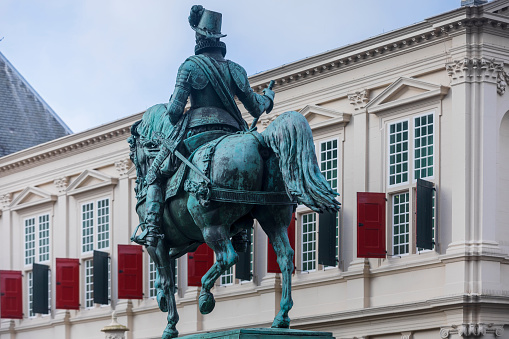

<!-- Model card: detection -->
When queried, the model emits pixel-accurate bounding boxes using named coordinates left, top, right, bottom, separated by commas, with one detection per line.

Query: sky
left=0, top=0, right=467, bottom=133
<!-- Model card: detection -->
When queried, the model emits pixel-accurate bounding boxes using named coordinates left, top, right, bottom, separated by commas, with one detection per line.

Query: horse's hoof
left=162, top=325, right=178, bottom=339
left=157, top=289, right=169, bottom=312
left=271, top=313, right=290, bottom=328
left=198, top=290, right=215, bottom=315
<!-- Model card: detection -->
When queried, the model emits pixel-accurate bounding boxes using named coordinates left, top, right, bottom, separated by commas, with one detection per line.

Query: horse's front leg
left=147, top=243, right=179, bottom=338
left=198, top=225, right=238, bottom=315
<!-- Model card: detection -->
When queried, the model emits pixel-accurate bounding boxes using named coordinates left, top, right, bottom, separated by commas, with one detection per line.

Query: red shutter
left=187, top=243, right=214, bottom=287
left=118, top=245, right=143, bottom=299
left=357, top=192, right=386, bottom=258
left=267, top=214, right=296, bottom=274
left=0, top=270, right=23, bottom=319
left=56, top=258, right=80, bottom=310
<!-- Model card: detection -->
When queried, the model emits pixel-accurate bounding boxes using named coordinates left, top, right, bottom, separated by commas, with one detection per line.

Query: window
left=27, top=271, right=34, bottom=318
left=388, top=120, right=409, bottom=186
left=220, top=266, right=234, bottom=286
left=84, top=259, right=94, bottom=308
left=319, top=139, right=340, bottom=266
left=392, top=192, right=410, bottom=255
left=24, top=214, right=50, bottom=266
left=387, top=111, right=436, bottom=255
left=81, top=198, right=110, bottom=253
left=149, top=257, right=157, bottom=298
left=301, top=213, right=317, bottom=272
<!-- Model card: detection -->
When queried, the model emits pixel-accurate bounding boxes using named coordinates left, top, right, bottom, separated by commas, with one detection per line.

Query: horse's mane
left=135, top=103, right=174, bottom=140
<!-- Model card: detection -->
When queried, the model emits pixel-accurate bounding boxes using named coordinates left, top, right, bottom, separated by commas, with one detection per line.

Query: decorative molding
left=298, top=105, right=351, bottom=131
left=0, top=193, right=12, bottom=209
left=250, top=14, right=509, bottom=93
left=66, top=169, right=118, bottom=196
left=115, top=159, right=131, bottom=178
left=401, top=331, right=413, bottom=339
left=446, top=58, right=507, bottom=92
left=366, top=77, right=449, bottom=114
left=9, top=187, right=57, bottom=211
left=0, top=124, right=133, bottom=174
left=440, top=328, right=450, bottom=339
left=446, top=323, right=505, bottom=337
left=53, top=177, right=69, bottom=193
left=348, top=90, right=370, bottom=110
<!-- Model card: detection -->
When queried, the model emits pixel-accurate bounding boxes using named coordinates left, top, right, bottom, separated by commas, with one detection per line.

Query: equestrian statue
left=128, top=5, right=340, bottom=338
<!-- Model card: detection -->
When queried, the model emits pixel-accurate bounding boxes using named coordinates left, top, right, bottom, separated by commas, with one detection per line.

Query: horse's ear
left=131, top=120, right=142, bottom=137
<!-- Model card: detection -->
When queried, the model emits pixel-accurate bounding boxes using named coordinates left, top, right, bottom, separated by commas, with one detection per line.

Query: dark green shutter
left=93, top=250, right=109, bottom=304
left=318, top=211, right=337, bottom=266
left=416, top=179, right=434, bottom=250
left=235, top=232, right=252, bottom=281
left=33, top=263, right=49, bottom=314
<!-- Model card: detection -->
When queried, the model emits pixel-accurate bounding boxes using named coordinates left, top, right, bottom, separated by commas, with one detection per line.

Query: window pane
left=38, top=214, right=50, bottom=262
left=149, top=257, right=157, bottom=298
left=301, top=213, right=317, bottom=272
left=97, top=199, right=110, bottom=249
left=25, top=218, right=36, bottom=265
left=414, top=113, right=434, bottom=180
left=85, top=259, right=94, bottom=308
left=82, top=203, right=94, bottom=253
left=27, top=271, right=34, bottom=317
left=393, top=192, right=410, bottom=255
left=220, top=266, right=234, bottom=286
left=388, top=121, right=409, bottom=185
left=320, top=140, right=338, bottom=192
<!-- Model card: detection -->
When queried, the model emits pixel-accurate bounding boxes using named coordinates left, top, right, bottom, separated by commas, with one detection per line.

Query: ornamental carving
left=348, top=89, right=370, bottom=110
left=115, top=159, right=131, bottom=177
left=447, top=323, right=504, bottom=337
left=446, top=58, right=508, bottom=95
left=53, top=177, right=68, bottom=193
left=440, top=328, right=450, bottom=339
left=0, top=193, right=11, bottom=209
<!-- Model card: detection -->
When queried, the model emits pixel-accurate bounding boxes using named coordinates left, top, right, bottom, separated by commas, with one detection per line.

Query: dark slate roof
left=0, top=51, right=72, bottom=157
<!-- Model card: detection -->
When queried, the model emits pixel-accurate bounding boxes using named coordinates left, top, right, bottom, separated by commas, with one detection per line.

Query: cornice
left=0, top=112, right=143, bottom=174
left=248, top=9, right=509, bottom=94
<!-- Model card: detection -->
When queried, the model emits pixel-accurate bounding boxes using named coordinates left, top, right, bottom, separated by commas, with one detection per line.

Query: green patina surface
left=180, top=328, right=334, bottom=339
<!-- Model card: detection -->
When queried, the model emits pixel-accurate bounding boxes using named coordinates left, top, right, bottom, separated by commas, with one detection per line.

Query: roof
left=0, top=51, right=72, bottom=157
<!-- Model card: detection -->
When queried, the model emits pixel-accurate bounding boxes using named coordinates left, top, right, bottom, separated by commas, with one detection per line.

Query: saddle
left=164, top=129, right=232, bottom=201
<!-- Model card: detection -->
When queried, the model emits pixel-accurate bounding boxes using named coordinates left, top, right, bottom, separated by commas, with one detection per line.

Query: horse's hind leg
left=253, top=205, right=294, bottom=328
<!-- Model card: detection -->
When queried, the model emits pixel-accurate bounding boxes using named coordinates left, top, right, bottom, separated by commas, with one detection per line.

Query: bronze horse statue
left=129, top=103, right=340, bottom=338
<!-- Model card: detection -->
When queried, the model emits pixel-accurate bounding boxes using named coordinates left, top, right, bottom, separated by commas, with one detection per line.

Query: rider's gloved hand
left=262, top=87, right=275, bottom=114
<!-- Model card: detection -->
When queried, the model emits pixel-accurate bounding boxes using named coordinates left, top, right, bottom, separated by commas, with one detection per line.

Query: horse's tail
left=261, top=111, right=340, bottom=213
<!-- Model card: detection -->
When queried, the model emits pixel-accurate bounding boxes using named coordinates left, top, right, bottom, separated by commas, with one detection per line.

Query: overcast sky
left=0, top=0, right=466, bottom=133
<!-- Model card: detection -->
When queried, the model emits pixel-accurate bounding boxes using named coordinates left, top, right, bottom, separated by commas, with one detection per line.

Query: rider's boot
left=145, top=183, right=165, bottom=247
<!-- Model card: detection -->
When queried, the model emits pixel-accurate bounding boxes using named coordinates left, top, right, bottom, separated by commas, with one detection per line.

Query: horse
left=128, top=103, right=340, bottom=338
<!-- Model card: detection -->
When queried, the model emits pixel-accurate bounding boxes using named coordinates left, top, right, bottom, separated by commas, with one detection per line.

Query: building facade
left=1, top=1, right=509, bottom=338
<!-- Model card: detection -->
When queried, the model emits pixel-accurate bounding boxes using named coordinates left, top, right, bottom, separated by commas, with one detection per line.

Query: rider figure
left=140, top=5, right=275, bottom=249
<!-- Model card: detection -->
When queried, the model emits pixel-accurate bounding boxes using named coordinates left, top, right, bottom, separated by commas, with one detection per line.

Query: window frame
left=80, top=197, right=111, bottom=255
left=383, top=108, right=439, bottom=257
left=23, top=212, right=51, bottom=267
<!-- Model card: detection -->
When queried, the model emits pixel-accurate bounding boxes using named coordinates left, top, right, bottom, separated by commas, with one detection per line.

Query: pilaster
left=0, top=193, right=12, bottom=268
left=445, top=58, right=506, bottom=255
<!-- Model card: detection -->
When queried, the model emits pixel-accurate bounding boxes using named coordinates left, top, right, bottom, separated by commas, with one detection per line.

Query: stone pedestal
left=180, top=328, right=334, bottom=339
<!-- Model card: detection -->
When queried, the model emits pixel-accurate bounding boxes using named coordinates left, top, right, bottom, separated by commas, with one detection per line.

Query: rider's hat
left=189, top=5, right=227, bottom=39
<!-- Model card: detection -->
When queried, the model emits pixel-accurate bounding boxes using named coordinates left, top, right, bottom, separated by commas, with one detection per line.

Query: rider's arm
left=229, top=61, right=274, bottom=118
left=165, top=63, right=192, bottom=124
left=237, top=86, right=274, bottom=118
